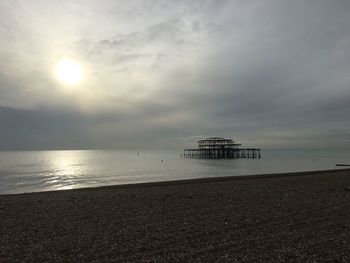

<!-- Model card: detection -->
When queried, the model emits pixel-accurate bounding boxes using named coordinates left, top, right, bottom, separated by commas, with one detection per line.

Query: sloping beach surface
left=1, top=169, right=350, bottom=262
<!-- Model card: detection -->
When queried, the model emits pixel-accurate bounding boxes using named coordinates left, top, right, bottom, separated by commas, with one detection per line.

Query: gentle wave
left=0, top=149, right=349, bottom=194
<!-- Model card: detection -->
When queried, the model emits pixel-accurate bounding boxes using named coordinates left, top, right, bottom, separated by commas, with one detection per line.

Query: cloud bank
left=0, top=0, right=350, bottom=149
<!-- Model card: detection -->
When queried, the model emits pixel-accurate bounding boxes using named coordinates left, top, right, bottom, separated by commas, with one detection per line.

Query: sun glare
left=55, top=58, right=83, bottom=85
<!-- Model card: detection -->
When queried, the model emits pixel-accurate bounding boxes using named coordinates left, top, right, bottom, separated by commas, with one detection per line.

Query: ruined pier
left=183, top=137, right=261, bottom=159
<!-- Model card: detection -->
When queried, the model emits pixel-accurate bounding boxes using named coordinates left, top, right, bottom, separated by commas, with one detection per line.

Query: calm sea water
left=0, top=149, right=349, bottom=194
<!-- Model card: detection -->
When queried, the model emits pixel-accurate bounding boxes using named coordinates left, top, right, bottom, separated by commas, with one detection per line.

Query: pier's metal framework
left=183, top=137, right=261, bottom=159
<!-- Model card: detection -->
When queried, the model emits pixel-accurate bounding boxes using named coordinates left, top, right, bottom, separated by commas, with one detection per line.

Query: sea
left=0, top=149, right=349, bottom=195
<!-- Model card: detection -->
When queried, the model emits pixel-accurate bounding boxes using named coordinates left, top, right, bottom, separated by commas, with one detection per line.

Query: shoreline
left=1, top=168, right=350, bottom=261
left=2, top=167, right=349, bottom=197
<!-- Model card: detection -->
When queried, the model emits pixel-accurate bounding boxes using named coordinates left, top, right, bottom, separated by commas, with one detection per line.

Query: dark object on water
left=183, top=137, right=261, bottom=159
left=335, top=164, right=350, bottom=167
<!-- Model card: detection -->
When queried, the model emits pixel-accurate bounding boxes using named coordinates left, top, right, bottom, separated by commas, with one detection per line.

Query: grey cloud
left=74, top=18, right=207, bottom=70
left=0, top=0, right=350, bottom=150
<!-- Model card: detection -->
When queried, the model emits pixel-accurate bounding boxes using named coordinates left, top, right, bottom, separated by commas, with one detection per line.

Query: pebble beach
left=1, top=169, right=350, bottom=262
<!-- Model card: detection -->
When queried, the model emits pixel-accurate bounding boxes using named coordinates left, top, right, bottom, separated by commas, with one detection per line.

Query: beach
left=1, top=169, right=350, bottom=262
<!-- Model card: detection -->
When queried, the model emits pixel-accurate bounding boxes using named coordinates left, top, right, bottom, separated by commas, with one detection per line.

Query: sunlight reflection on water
left=0, top=149, right=349, bottom=194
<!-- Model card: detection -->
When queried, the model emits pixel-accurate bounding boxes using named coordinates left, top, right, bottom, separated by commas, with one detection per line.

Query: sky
left=0, top=0, right=350, bottom=150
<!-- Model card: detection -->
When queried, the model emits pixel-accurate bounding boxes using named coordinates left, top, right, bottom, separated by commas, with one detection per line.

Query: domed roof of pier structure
left=206, top=137, right=227, bottom=140
left=198, top=137, right=234, bottom=143
left=197, top=137, right=241, bottom=149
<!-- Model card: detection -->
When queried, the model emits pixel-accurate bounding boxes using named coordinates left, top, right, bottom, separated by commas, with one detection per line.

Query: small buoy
left=161, top=159, right=163, bottom=162
left=137, top=152, right=139, bottom=155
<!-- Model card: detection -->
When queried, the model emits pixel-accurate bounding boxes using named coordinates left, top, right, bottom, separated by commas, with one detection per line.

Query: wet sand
left=1, top=169, right=350, bottom=262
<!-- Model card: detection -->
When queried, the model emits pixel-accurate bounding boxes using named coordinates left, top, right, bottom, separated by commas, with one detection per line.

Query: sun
left=55, top=58, right=83, bottom=85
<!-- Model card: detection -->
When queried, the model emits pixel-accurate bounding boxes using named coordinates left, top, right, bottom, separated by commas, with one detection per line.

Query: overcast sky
left=0, top=0, right=350, bottom=150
